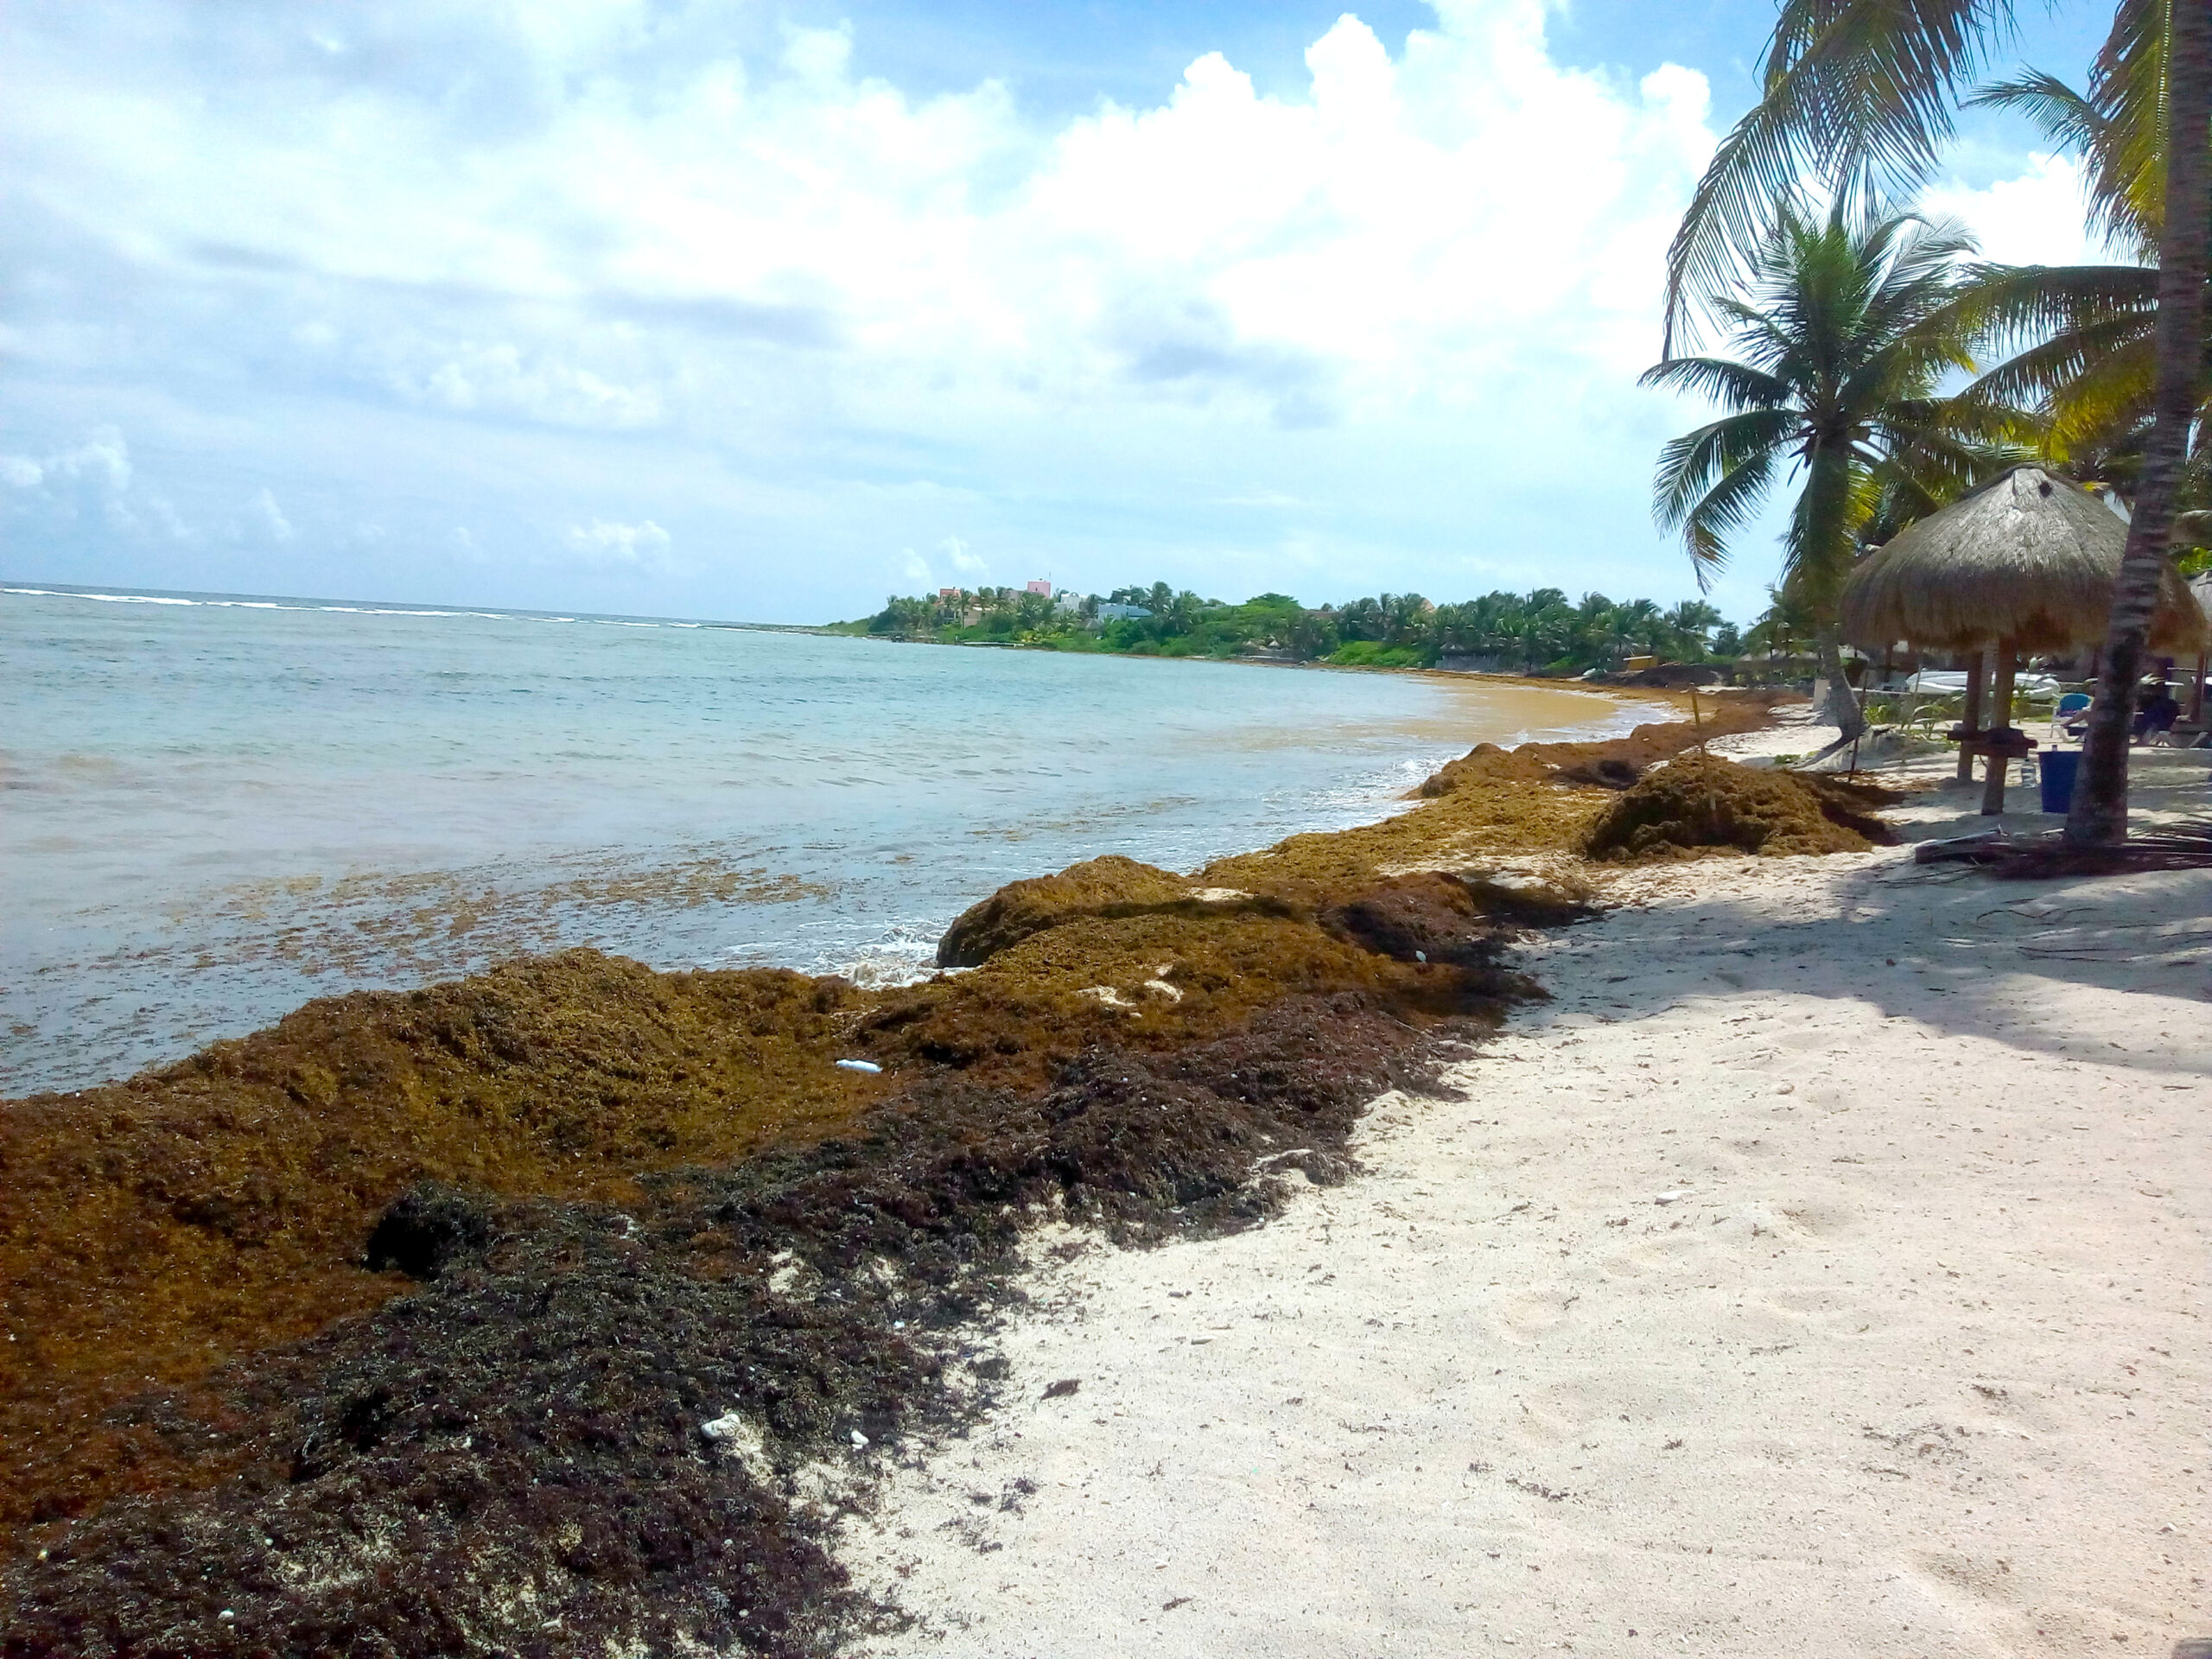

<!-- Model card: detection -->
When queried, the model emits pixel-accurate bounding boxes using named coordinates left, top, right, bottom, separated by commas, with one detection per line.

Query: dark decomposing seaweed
left=3, top=988, right=1513, bottom=1657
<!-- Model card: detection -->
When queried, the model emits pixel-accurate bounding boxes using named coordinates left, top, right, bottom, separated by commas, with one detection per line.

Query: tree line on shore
left=845, top=582, right=1783, bottom=675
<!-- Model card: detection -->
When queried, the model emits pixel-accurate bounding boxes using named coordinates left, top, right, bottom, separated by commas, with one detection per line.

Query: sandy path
left=839, top=817, right=2210, bottom=1655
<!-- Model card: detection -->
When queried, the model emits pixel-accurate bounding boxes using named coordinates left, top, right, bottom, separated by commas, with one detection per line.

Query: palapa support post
left=1957, top=650, right=1986, bottom=782
left=1980, top=641, right=2019, bottom=815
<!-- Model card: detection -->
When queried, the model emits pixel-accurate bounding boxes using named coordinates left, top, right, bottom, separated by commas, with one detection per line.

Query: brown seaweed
left=1583, top=753, right=1898, bottom=861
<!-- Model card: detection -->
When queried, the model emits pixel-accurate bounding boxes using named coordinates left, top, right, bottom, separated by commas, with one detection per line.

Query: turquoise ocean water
left=2, top=583, right=1641, bottom=1094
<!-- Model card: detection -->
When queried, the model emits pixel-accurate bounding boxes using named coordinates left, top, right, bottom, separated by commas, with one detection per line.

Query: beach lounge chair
left=2152, top=718, right=2209, bottom=748
left=2050, top=691, right=2090, bottom=742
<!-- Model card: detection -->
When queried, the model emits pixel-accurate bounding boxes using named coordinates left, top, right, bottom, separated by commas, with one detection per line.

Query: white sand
left=838, top=746, right=2212, bottom=1657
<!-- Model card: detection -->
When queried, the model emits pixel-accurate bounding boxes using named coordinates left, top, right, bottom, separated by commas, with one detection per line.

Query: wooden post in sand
left=1980, top=640, right=2018, bottom=815
left=1957, top=648, right=1988, bottom=782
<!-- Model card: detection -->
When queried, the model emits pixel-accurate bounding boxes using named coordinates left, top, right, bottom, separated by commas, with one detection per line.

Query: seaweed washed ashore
left=0, top=695, right=1889, bottom=1656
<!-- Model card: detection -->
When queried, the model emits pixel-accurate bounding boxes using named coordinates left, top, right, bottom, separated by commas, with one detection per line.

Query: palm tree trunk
left=1815, top=625, right=1865, bottom=742
left=2066, top=0, right=2211, bottom=846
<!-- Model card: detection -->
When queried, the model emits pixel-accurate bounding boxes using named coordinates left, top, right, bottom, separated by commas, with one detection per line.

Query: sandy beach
left=840, top=724, right=2212, bottom=1656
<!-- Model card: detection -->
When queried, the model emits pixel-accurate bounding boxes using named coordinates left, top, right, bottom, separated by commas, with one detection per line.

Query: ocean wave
left=5, top=587, right=197, bottom=606
left=315, top=606, right=463, bottom=617
left=7, top=591, right=721, bottom=629
left=9, top=585, right=750, bottom=634
left=725, top=921, right=942, bottom=990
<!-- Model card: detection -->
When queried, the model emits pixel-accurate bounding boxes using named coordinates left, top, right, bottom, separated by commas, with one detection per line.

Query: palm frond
left=1652, top=410, right=1798, bottom=590
left=1652, top=408, right=1800, bottom=537
left=1958, top=309, right=2153, bottom=412
left=1637, top=355, right=1793, bottom=409
left=1681, top=451, right=1786, bottom=588
left=1662, top=0, right=2015, bottom=351
left=1938, top=260, right=2156, bottom=353
left=1967, top=68, right=2104, bottom=149
left=2089, top=0, right=2178, bottom=248
left=2044, top=335, right=2160, bottom=453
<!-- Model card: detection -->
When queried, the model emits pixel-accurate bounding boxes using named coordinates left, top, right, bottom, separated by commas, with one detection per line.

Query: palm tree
left=1611, top=598, right=1667, bottom=661
left=1662, top=0, right=2209, bottom=844
left=1745, top=583, right=1818, bottom=664
left=1644, top=203, right=1986, bottom=743
left=1663, top=599, right=1727, bottom=658
left=1512, top=588, right=1575, bottom=671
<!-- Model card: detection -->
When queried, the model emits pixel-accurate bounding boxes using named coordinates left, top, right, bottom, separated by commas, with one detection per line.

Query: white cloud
left=0, top=428, right=147, bottom=532
left=148, top=494, right=196, bottom=542
left=18, top=429, right=134, bottom=496
left=563, top=518, right=672, bottom=569
left=7, top=3, right=1714, bottom=423
left=1926, top=152, right=2120, bottom=269
left=400, top=344, right=664, bottom=429
left=893, top=535, right=988, bottom=591
left=248, top=486, right=295, bottom=543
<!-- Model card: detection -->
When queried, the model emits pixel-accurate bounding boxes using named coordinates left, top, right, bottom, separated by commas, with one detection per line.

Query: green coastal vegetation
left=836, top=582, right=1769, bottom=676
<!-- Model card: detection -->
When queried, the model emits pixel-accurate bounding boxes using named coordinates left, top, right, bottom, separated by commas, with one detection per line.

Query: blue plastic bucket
left=2038, top=747, right=2080, bottom=814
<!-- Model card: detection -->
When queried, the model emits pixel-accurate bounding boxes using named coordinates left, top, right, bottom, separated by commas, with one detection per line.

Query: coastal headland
left=5, top=691, right=2203, bottom=1656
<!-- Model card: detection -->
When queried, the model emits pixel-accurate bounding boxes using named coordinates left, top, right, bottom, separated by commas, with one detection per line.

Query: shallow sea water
left=2, top=583, right=1640, bottom=1094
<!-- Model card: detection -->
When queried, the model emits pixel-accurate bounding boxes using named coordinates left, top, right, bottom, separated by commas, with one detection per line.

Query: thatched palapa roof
left=1840, top=467, right=2209, bottom=655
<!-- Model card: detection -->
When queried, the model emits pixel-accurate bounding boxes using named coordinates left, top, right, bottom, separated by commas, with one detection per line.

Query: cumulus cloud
left=894, top=534, right=988, bottom=591
left=3, top=429, right=133, bottom=499
left=1924, top=152, right=2123, bottom=269
left=563, top=518, right=673, bottom=570
left=0, top=427, right=163, bottom=538
left=247, top=486, right=295, bottom=544
left=402, top=345, right=664, bottom=429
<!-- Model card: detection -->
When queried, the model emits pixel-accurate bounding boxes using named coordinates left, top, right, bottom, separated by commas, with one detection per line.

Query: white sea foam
left=5, top=587, right=198, bottom=605
left=728, top=922, right=943, bottom=991
left=6, top=586, right=726, bottom=632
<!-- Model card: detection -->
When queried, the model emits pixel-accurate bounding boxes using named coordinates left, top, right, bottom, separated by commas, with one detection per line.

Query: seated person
left=2133, top=687, right=2181, bottom=742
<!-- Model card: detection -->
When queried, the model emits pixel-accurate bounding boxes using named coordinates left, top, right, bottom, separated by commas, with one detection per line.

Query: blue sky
left=1, top=1, right=2126, bottom=626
